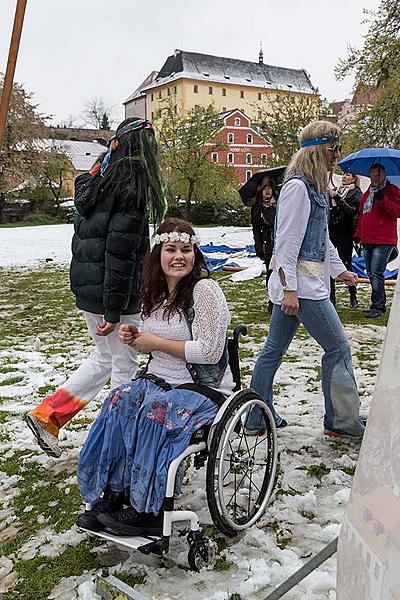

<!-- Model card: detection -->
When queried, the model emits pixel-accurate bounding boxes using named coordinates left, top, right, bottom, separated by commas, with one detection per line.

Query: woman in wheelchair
left=76, top=218, right=235, bottom=537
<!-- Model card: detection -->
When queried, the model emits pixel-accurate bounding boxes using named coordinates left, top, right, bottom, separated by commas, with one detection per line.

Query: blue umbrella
left=338, top=147, right=400, bottom=177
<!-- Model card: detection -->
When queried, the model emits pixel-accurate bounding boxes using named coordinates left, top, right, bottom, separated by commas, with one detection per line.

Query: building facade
left=124, top=49, right=317, bottom=123
left=206, top=109, right=271, bottom=184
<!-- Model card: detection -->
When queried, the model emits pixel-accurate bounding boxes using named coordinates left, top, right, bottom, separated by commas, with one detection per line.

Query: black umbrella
left=238, top=166, right=287, bottom=206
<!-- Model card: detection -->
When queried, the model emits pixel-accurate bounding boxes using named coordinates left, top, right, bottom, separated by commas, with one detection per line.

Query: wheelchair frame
left=80, top=326, right=278, bottom=571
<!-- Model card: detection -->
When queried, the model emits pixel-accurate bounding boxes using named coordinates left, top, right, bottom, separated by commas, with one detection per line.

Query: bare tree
left=82, top=97, right=114, bottom=130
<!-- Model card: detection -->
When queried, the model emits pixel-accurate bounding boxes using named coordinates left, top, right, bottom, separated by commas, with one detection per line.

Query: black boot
left=98, top=506, right=164, bottom=536
left=77, top=489, right=125, bottom=532
left=349, top=287, right=358, bottom=308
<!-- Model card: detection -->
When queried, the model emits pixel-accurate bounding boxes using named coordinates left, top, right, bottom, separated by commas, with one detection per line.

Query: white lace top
left=141, top=278, right=235, bottom=396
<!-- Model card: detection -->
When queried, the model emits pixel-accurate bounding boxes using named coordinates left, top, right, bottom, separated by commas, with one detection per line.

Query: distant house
left=36, top=139, right=106, bottom=173
left=205, top=109, right=271, bottom=184
left=46, top=126, right=114, bottom=146
left=124, top=71, right=159, bottom=120
left=124, top=49, right=317, bottom=123
left=330, top=84, right=380, bottom=127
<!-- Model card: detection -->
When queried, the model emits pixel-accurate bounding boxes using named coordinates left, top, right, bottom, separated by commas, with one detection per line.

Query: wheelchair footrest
left=79, top=527, right=162, bottom=552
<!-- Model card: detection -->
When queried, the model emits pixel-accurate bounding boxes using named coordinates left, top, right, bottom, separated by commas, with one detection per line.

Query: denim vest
left=284, top=174, right=329, bottom=262
left=185, top=296, right=229, bottom=388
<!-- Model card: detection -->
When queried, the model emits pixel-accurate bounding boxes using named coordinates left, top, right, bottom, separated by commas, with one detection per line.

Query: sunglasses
left=327, top=144, right=342, bottom=156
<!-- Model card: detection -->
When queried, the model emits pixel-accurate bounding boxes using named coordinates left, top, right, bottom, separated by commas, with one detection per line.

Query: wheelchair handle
left=232, top=325, right=248, bottom=341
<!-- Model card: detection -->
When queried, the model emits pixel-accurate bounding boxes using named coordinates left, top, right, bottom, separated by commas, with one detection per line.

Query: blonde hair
left=284, top=121, right=342, bottom=194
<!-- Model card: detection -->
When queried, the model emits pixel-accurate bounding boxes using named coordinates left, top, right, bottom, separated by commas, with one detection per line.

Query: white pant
left=62, top=311, right=140, bottom=403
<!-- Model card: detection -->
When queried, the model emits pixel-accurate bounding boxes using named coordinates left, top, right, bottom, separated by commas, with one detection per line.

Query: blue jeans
left=247, top=299, right=365, bottom=436
left=363, top=244, right=394, bottom=311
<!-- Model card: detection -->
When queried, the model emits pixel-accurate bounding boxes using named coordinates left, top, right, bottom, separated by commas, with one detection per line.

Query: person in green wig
left=26, top=117, right=168, bottom=458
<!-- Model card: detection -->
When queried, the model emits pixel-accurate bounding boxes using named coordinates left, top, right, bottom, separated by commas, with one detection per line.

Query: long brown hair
left=141, top=218, right=210, bottom=319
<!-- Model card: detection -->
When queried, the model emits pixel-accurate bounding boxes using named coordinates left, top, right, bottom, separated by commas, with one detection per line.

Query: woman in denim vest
left=247, top=121, right=365, bottom=439
left=76, top=218, right=235, bottom=536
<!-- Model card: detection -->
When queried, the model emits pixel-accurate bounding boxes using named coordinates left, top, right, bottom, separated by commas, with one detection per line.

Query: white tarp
left=336, top=275, right=400, bottom=599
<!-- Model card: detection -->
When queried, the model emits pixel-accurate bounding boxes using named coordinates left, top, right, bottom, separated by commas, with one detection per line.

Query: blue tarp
left=200, top=244, right=256, bottom=255
left=200, top=244, right=399, bottom=278
left=352, top=255, right=398, bottom=279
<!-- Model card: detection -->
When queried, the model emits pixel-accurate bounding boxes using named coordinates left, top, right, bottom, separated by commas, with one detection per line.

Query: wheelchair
left=80, top=326, right=278, bottom=571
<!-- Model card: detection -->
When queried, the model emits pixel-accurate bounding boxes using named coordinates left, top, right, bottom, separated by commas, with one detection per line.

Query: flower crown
left=153, top=231, right=201, bottom=245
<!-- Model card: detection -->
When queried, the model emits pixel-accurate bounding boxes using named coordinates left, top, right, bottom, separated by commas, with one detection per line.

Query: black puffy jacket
left=70, top=173, right=149, bottom=322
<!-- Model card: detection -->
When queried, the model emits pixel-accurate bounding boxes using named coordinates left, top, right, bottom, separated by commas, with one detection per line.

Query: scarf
left=335, top=182, right=355, bottom=200
left=363, top=178, right=388, bottom=214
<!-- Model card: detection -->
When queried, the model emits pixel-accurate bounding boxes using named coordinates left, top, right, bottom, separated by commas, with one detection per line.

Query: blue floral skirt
left=77, top=378, right=219, bottom=514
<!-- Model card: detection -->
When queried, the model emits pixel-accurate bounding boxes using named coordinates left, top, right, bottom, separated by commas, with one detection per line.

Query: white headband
left=153, top=231, right=201, bottom=245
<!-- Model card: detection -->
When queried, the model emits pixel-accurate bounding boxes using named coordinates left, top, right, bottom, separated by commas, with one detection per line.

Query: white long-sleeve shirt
left=268, top=179, right=346, bottom=304
left=141, top=278, right=235, bottom=396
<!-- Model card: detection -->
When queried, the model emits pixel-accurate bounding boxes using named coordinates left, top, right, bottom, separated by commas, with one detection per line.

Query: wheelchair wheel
left=206, top=389, right=278, bottom=537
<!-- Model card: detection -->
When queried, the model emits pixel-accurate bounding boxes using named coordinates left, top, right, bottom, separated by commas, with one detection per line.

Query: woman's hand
left=119, top=323, right=139, bottom=346
left=131, top=332, right=161, bottom=353
left=281, top=291, right=299, bottom=316
left=337, top=271, right=358, bottom=287
left=327, top=188, right=337, bottom=198
left=96, top=321, right=116, bottom=336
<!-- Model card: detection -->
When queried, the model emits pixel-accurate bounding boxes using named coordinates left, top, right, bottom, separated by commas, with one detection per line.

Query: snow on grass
left=0, top=226, right=393, bottom=600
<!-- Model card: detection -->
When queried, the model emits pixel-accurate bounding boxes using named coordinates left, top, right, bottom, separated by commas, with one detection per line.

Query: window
left=258, top=92, right=262, bottom=101
left=261, top=154, right=267, bottom=164
left=151, top=93, right=154, bottom=101
left=246, top=170, right=252, bottom=181
left=234, top=117, right=240, bottom=126
left=228, top=153, right=234, bottom=164
left=151, top=111, right=154, bottom=120
left=246, top=153, right=252, bottom=164
left=194, top=104, right=200, bottom=111
left=194, top=84, right=198, bottom=93
left=209, top=86, right=213, bottom=95
left=240, top=90, right=244, bottom=98
left=222, top=106, right=226, bottom=112
left=167, top=87, right=171, bottom=96
left=212, top=152, right=218, bottom=163
left=158, top=90, right=162, bottom=99
left=306, top=97, right=310, bottom=105
left=174, top=105, right=177, bottom=114
left=222, top=88, right=226, bottom=96
left=247, top=134, right=253, bottom=144
left=228, top=133, right=234, bottom=143
left=174, top=86, right=177, bottom=94
left=258, top=110, right=262, bottom=120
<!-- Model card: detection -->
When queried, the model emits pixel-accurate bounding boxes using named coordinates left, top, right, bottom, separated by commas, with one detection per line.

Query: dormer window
left=247, top=134, right=253, bottom=144
left=234, top=118, right=240, bottom=126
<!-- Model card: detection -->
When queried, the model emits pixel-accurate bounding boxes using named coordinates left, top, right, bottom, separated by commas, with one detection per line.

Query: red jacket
left=355, top=182, right=400, bottom=245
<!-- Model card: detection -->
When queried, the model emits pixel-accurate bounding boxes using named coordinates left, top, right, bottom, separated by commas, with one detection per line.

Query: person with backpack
left=246, top=121, right=365, bottom=439
left=25, top=117, right=167, bottom=458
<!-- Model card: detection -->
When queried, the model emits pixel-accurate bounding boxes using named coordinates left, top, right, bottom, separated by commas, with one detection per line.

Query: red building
left=206, top=109, right=272, bottom=184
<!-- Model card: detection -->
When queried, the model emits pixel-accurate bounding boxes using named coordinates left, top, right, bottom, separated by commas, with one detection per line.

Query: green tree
left=0, top=77, right=47, bottom=221
left=156, top=103, right=228, bottom=219
left=255, top=93, right=329, bottom=166
left=335, top=0, right=400, bottom=148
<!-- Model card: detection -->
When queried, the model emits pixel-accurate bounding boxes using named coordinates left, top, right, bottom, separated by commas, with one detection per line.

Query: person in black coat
left=251, top=182, right=277, bottom=312
left=328, top=172, right=362, bottom=307
left=26, top=117, right=167, bottom=458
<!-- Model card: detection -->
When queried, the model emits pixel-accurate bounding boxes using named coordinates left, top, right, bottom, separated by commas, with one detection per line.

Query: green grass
left=0, top=265, right=391, bottom=599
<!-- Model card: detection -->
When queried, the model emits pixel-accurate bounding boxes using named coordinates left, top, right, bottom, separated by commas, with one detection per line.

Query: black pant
left=330, top=232, right=357, bottom=305
left=264, top=242, right=273, bottom=288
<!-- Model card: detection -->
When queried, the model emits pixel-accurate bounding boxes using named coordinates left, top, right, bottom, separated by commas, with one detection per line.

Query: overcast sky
left=0, top=0, right=380, bottom=127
